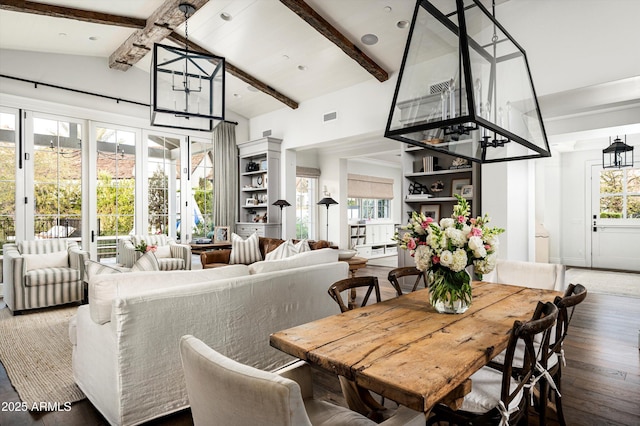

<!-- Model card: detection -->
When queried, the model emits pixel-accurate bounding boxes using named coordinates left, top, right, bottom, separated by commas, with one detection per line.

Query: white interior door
left=591, top=164, right=640, bottom=271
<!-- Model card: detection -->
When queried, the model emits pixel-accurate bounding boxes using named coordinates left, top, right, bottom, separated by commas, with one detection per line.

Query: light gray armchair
left=179, top=335, right=424, bottom=426
left=119, top=235, right=191, bottom=270
left=2, top=239, right=88, bottom=314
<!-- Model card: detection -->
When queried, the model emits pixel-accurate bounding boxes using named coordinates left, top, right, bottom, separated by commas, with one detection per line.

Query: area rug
left=565, top=268, right=640, bottom=298
left=0, top=305, right=85, bottom=407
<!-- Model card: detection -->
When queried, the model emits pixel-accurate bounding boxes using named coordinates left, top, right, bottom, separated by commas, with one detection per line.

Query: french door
left=590, top=163, right=640, bottom=271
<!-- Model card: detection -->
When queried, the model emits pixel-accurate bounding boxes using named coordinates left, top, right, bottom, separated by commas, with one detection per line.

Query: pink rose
left=470, top=227, right=482, bottom=237
left=469, top=218, right=477, bottom=225
left=432, top=255, right=440, bottom=264
left=422, top=217, right=433, bottom=227
left=407, top=238, right=417, bottom=250
left=147, top=245, right=157, bottom=252
left=457, top=215, right=465, bottom=223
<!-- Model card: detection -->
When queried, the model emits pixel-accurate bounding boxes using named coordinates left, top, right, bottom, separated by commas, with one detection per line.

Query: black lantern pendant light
left=603, top=135, right=634, bottom=169
left=385, top=0, right=550, bottom=163
left=151, top=3, right=225, bottom=131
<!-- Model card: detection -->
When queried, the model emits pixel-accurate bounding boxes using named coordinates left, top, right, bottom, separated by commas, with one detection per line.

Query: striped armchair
left=2, top=239, right=88, bottom=314
left=119, top=235, right=192, bottom=271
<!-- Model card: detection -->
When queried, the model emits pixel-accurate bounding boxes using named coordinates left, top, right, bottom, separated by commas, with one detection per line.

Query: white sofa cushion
left=23, top=250, right=68, bottom=271
left=229, top=232, right=262, bottom=264
left=249, top=248, right=338, bottom=274
left=154, top=245, right=172, bottom=258
left=89, top=265, right=250, bottom=324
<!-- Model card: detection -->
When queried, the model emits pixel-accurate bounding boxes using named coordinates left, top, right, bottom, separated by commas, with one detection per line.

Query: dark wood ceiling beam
left=168, top=33, right=299, bottom=110
left=0, top=0, right=146, bottom=28
left=108, top=0, right=209, bottom=71
left=279, top=0, right=388, bottom=82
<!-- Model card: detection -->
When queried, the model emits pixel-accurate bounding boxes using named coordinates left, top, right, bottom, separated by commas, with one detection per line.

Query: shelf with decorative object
left=236, top=137, right=282, bottom=238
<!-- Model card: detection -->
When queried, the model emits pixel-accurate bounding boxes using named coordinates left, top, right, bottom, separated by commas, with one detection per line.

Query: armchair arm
left=200, top=250, right=231, bottom=268
left=2, top=244, right=25, bottom=308
left=119, top=239, right=141, bottom=268
left=170, top=243, right=192, bottom=270
left=68, top=246, right=90, bottom=280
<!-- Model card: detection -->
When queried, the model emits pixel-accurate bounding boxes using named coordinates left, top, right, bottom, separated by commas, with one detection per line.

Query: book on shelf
left=422, top=156, right=439, bottom=172
left=405, top=194, right=432, bottom=200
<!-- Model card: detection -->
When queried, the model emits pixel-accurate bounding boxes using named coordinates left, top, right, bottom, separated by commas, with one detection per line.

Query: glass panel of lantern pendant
left=385, top=0, right=550, bottom=163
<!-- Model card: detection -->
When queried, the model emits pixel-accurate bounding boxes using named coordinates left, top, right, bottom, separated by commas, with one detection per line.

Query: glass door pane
left=32, top=116, right=82, bottom=240
left=96, top=127, right=135, bottom=262
left=146, top=134, right=180, bottom=236
left=0, top=110, right=17, bottom=253
left=191, top=138, right=214, bottom=240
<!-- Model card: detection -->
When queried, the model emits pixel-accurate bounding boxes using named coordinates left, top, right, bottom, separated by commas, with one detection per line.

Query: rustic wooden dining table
left=270, top=281, right=561, bottom=417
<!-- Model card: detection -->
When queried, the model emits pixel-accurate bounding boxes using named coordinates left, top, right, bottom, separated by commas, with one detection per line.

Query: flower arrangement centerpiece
left=134, top=240, right=157, bottom=254
left=395, top=195, right=504, bottom=313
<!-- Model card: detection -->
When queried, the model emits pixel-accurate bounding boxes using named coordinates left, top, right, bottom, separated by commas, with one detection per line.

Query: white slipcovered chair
left=119, top=235, right=191, bottom=270
left=179, top=335, right=424, bottom=426
left=484, top=259, right=566, bottom=291
left=2, top=239, right=88, bottom=314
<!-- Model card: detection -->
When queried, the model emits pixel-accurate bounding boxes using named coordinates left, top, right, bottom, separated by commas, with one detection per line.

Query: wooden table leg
left=338, top=376, right=387, bottom=421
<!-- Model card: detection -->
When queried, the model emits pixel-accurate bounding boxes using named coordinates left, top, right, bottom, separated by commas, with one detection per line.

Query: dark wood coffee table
left=190, top=242, right=232, bottom=254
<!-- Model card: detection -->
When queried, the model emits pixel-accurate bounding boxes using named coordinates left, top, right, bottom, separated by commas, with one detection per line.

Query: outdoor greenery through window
left=0, top=111, right=16, bottom=255
left=347, top=198, right=390, bottom=220
left=296, top=177, right=316, bottom=239
left=191, top=138, right=214, bottom=239
left=599, top=167, right=640, bottom=218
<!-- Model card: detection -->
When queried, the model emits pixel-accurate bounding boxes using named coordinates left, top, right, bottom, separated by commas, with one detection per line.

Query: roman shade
left=296, top=166, right=321, bottom=177
left=347, top=174, right=394, bottom=199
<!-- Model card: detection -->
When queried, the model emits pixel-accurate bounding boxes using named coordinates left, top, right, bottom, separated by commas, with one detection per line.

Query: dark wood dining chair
left=328, top=276, right=381, bottom=313
left=428, top=301, right=559, bottom=426
left=545, top=283, right=588, bottom=426
left=387, top=266, right=427, bottom=296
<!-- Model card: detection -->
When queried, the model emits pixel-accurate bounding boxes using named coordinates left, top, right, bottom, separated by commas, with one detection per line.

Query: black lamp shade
left=317, top=197, right=338, bottom=207
left=272, top=199, right=291, bottom=210
left=384, top=0, right=550, bottom=164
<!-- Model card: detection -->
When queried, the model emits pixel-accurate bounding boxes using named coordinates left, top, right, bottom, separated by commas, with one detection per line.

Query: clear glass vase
left=427, top=268, right=472, bottom=314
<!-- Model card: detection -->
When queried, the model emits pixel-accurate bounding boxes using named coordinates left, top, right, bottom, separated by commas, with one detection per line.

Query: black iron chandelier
left=602, top=135, right=634, bottom=169
left=151, top=3, right=225, bottom=131
left=385, top=0, right=550, bottom=163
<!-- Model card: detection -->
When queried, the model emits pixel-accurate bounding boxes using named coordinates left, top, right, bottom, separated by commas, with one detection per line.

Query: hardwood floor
left=1, top=265, right=638, bottom=425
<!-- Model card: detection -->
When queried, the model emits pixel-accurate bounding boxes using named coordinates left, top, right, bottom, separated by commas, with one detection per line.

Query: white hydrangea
left=427, top=232, right=445, bottom=250
left=473, top=245, right=487, bottom=259
left=461, top=224, right=471, bottom=235
left=414, top=245, right=432, bottom=271
left=450, top=248, right=468, bottom=272
left=474, top=253, right=497, bottom=274
left=439, top=250, right=454, bottom=268
left=445, top=227, right=467, bottom=248
left=485, top=234, right=499, bottom=248
left=440, top=218, right=454, bottom=229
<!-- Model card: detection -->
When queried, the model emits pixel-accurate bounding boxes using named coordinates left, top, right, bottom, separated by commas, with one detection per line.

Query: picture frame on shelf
left=246, top=198, right=257, bottom=206
left=260, top=159, right=268, bottom=171
left=420, top=204, right=440, bottom=222
left=451, top=178, right=471, bottom=196
left=213, top=226, right=230, bottom=243
left=461, top=185, right=473, bottom=197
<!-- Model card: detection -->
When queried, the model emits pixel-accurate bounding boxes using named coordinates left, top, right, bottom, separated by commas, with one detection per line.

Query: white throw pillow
left=229, top=232, right=262, bottom=264
left=265, top=240, right=294, bottom=261
left=130, top=251, right=160, bottom=272
left=23, top=250, right=68, bottom=272
left=249, top=248, right=338, bottom=274
left=154, top=245, right=172, bottom=259
left=85, top=260, right=122, bottom=280
left=294, top=239, right=311, bottom=253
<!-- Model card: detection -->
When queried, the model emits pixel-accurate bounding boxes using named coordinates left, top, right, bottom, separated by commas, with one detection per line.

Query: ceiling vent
left=323, top=111, right=337, bottom=123
left=262, top=129, right=272, bottom=137
left=429, top=80, right=450, bottom=95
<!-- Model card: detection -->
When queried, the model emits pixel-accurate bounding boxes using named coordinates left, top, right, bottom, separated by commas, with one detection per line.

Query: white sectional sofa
left=70, top=248, right=348, bottom=426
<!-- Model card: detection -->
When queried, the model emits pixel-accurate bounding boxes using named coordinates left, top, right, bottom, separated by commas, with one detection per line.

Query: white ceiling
left=1, top=0, right=639, bottom=154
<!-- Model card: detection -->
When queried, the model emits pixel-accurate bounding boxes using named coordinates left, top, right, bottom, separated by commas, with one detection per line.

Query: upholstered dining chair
left=485, top=259, right=566, bottom=291
left=387, top=266, right=427, bottom=296
left=2, top=239, right=88, bottom=314
left=428, top=301, right=558, bottom=426
left=179, top=335, right=424, bottom=426
left=328, top=276, right=381, bottom=313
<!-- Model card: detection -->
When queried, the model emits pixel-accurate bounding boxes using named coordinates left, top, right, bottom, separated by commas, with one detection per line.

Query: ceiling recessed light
left=384, top=6, right=392, bottom=12
left=220, top=12, right=232, bottom=21
left=247, top=86, right=259, bottom=92
left=361, top=33, right=378, bottom=45
left=297, top=65, right=307, bottom=71
left=89, top=36, right=99, bottom=41
left=58, top=32, right=67, bottom=37
left=397, top=20, right=409, bottom=29
left=282, top=54, right=290, bottom=60
left=233, top=93, right=241, bottom=98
